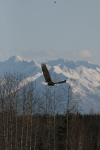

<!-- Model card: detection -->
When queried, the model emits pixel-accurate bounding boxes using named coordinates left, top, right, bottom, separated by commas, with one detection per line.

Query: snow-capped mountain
left=1, top=55, right=100, bottom=114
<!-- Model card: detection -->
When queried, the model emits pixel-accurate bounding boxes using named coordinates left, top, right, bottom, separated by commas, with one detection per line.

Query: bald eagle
left=41, top=62, right=66, bottom=86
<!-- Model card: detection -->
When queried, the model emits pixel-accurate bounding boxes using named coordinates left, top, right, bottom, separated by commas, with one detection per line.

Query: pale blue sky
left=0, top=0, right=100, bottom=64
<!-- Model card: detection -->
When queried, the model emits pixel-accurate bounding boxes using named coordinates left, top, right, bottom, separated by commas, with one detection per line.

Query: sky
left=0, top=0, right=100, bottom=65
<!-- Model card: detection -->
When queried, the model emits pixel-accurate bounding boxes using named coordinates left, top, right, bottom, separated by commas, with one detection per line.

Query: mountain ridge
left=0, top=55, right=100, bottom=114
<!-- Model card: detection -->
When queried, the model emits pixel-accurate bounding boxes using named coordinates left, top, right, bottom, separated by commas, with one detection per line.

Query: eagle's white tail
left=41, top=81, right=48, bottom=86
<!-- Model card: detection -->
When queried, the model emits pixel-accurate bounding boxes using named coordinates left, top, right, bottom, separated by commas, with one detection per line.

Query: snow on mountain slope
left=0, top=55, right=41, bottom=77
left=7, top=55, right=24, bottom=62
left=1, top=55, right=100, bottom=114
left=42, top=59, right=100, bottom=113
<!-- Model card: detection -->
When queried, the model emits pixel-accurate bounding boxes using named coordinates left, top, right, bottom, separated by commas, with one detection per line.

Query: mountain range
left=1, top=55, right=100, bottom=114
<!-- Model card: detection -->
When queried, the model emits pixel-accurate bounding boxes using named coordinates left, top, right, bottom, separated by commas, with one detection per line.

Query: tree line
left=0, top=72, right=100, bottom=150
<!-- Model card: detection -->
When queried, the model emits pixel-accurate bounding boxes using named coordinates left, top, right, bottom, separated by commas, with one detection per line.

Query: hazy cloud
left=0, top=52, right=4, bottom=58
left=65, top=50, right=94, bottom=62
left=79, top=50, right=93, bottom=58
left=21, top=49, right=40, bottom=58
left=21, top=49, right=94, bottom=62
left=21, top=49, right=59, bottom=59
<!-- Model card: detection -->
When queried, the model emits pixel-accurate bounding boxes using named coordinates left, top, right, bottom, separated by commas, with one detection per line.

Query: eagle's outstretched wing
left=41, top=63, right=53, bottom=83
left=41, top=63, right=67, bottom=86
left=55, top=80, right=66, bottom=84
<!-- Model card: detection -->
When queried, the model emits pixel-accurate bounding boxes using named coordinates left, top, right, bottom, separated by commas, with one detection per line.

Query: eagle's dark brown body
left=41, top=62, right=66, bottom=86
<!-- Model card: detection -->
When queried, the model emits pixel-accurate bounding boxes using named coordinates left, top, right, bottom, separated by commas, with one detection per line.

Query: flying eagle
left=41, top=62, right=66, bottom=86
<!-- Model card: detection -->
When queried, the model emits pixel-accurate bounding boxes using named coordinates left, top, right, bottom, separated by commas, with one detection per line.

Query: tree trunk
left=54, top=86, right=56, bottom=150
